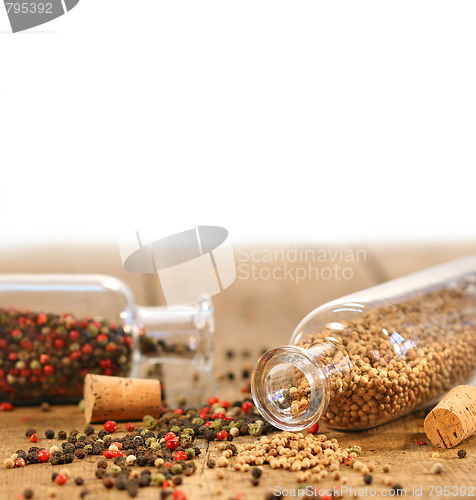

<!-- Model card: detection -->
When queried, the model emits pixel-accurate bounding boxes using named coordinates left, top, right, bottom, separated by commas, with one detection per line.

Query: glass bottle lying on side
left=0, top=274, right=214, bottom=403
left=252, top=256, right=476, bottom=431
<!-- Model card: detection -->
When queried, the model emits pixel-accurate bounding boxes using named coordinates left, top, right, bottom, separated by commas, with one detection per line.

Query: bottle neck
left=251, top=340, right=353, bottom=431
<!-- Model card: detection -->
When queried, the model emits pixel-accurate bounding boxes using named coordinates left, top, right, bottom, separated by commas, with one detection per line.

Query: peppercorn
left=54, top=474, right=67, bottom=486
left=26, top=452, right=39, bottom=464
left=251, top=477, right=259, bottom=487
left=364, top=474, right=373, bottom=484
left=103, top=476, right=115, bottom=488
left=458, top=449, right=467, bottom=458
left=23, top=489, right=34, bottom=499
left=25, top=428, right=37, bottom=438
left=80, top=490, right=91, bottom=498
left=431, top=463, right=443, bottom=474
left=57, top=431, right=67, bottom=440
left=251, top=466, right=262, bottom=479
left=84, top=425, right=94, bottom=436
left=95, top=469, right=106, bottom=479
left=75, top=449, right=87, bottom=459
left=391, top=485, right=405, bottom=496
left=45, top=429, right=55, bottom=439
left=40, top=402, right=50, bottom=412
left=206, top=459, right=216, bottom=469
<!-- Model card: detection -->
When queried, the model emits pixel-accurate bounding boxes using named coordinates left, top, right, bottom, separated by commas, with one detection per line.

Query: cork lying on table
left=84, top=374, right=162, bottom=424
left=424, top=385, right=476, bottom=448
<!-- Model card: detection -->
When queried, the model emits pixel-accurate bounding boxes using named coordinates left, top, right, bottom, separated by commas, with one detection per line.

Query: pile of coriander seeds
left=289, top=277, right=476, bottom=429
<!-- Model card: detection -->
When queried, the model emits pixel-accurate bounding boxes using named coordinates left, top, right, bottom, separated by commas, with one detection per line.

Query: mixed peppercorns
left=0, top=309, right=132, bottom=402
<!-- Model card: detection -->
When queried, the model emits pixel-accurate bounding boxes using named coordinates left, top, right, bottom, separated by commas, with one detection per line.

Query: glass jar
left=0, top=274, right=214, bottom=403
left=252, top=256, right=476, bottom=431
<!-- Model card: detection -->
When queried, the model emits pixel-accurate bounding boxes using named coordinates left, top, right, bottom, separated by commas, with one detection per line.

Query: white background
left=0, top=1, right=475, bottom=246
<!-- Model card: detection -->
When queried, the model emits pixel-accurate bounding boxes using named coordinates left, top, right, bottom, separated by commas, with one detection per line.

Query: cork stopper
left=84, top=374, right=162, bottom=424
left=424, top=385, right=476, bottom=448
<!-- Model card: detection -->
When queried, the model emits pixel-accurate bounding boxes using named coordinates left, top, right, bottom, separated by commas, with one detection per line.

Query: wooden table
left=1, top=244, right=476, bottom=498
left=1, top=403, right=475, bottom=499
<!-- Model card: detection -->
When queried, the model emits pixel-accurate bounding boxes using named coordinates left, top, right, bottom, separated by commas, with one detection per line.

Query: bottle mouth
left=251, top=345, right=329, bottom=431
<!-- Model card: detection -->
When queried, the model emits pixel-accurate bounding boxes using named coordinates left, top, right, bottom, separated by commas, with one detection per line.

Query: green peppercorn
left=170, top=426, right=181, bottom=434
left=248, top=423, right=263, bottom=436
left=182, top=428, right=194, bottom=435
left=108, top=465, right=122, bottom=477
left=171, top=464, right=183, bottom=475
left=151, top=473, right=166, bottom=487
left=192, top=418, right=204, bottom=426
left=177, top=395, right=187, bottom=407
left=185, top=448, right=195, bottom=458
left=349, top=445, right=362, bottom=456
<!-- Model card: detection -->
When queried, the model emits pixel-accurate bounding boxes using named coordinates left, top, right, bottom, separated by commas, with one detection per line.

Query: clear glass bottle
left=252, top=256, right=476, bottom=431
left=0, top=274, right=214, bottom=403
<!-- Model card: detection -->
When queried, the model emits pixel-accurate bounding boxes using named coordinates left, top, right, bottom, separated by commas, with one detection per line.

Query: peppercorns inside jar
left=0, top=274, right=214, bottom=403
left=252, top=256, right=476, bottom=431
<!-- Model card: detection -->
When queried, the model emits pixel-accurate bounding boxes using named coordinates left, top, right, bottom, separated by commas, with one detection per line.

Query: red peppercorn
left=321, top=495, right=331, bottom=500
left=29, top=433, right=39, bottom=443
left=14, top=458, right=26, bottom=467
left=81, top=343, right=93, bottom=354
left=216, top=412, right=225, bottom=419
left=37, top=313, right=47, bottom=325
left=208, top=396, right=219, bottom=406
left=54, top=473, right=68, bottom=485
left=53, top=339, right=65, bottom=349
left=38, top=449, right=50, bottom=462
left=210, top=413, right=217, bottom=420
left=172, top=490, right=187, bottom=500
left=39, top=354, right=50, bottom=364
left=172, top=408, right=183, bottom=415
left=164, top=432, right=176, bottom=441
left=69, top=330, right=80, bottom=341
left=69, top=351, right=81, bottom=361
left=163, top=480, right=170, bottom=488
left=241, top=401, right=253, bottom=413
left=417, top=441, right=427, bottom=445
left=103, top=420, right=117, bottom=433
left=11, top=329, right=22, bottom=338
left=43, top=365, right=55, bottom=376
left=111, top=450, right=123, bottom=458
left=204, top=422, right=212, bottom=427
left=166, top=439, right=179, bottom=451
left=307, top=422, right=320, bottom=434
left=221, top=401, right=231, bottom=409
left=103, top=450, right=114, bottom=459
left=174, top=450, right=187, bottom=461
left=125, top=422, right=135, bottom=432
left=216, top=430, right=228, bottom=440
left=96, top=334, right=108, bottom=344
left=0, top=402, right=13, bottom=411
left=224, top=416, right=234, bottom=422
left=112, top=442, right=122, bottom=450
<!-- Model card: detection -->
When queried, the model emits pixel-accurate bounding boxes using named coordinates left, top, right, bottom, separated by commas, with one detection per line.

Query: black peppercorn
left=57, top=430, right=67, bottom=440
left=75, top=477, right=84, bottom=485
left=251, top=467, right=262, bottom=478
left=391, top=485, right=405, bottom=496
left=26, top=452, right=39, bottom=464
left=458, top=449, right=467, bottom=458
left=95, top=468, right=106, bottom=479
left=84, top=425, right=94, bottom=436
left=98, top=430, right=107, bottom=439
left=28, top=447, right=40, bottom=453
left=173, top=476, right=183, bottom=486
left=75, top=449, right=87, bottom=459
left=23, top=489, right=34, bottom=499
left=80, top=490, right=91, bottom=499
left=364, top=474, right=373, bottom=484
left=45, top=429, right=55, bottom=439
left=40, top=402, right=50, bottom=412
left=64, top=452, right=74, bottom=463
left=251, top=477, right=259, bottom=487
left=103, top=476, right=115, bottom=489
left=51, top=472, right=58, bottom=482
left=117, top=478, right=127, bottom=490
left=25, top=428, right=37, bottom=438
